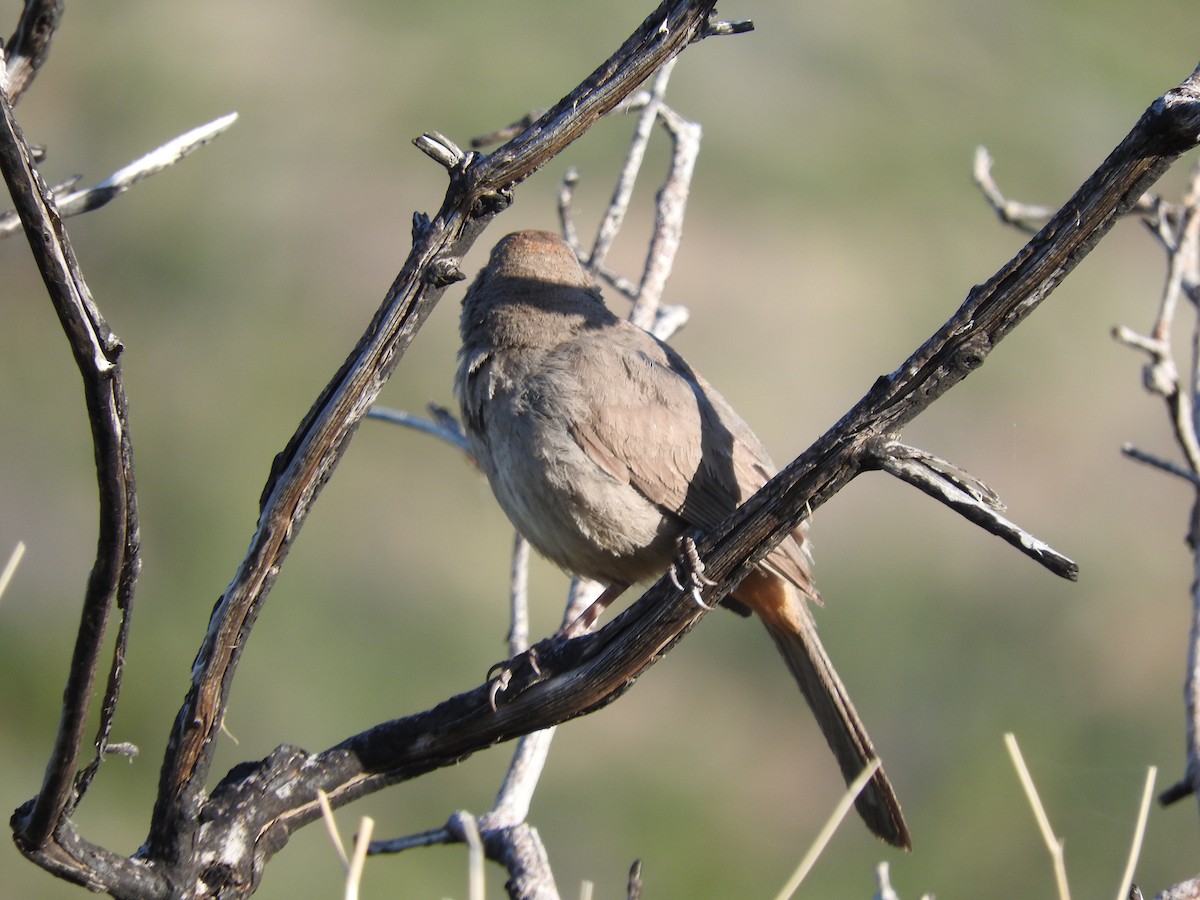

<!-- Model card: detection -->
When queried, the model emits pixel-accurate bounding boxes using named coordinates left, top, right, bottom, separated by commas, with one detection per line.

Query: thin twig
left=973, top=146, right=1058, bottom=232
left=508, top=534, right=532, bottom=655
left=557, top=166, right=582, bottom=252
left=368, top=826, right=451, bottom=855
left=471, top=109, right=548, bottom=150
left=0, top=112, right=238, bottom=239
left=588, top=58, right=677, bottom=273
left=365, top=404, right=470, bottom=454
left=629, top=102, right=699, bottom=331
left=874, top=862, right=900, bottom=900
left=484, top=729, right=557, bottom=829
left=1121, top=444, right=1200, bottom=486
left=627, top=860, right=643, bottom=900
left=451, top=812, right=486, bottom=900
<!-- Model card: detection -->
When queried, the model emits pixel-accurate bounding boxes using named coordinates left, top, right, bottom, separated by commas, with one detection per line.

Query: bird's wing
left=565, top=322, right=815, bottom=595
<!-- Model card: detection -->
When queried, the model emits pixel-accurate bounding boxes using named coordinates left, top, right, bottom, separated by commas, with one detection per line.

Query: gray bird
left=455, top=230, right=909, bottom=848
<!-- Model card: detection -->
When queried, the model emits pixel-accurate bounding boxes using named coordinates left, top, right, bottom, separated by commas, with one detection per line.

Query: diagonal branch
left=0, top=112, right=239, bottom=239
left=695, top=63, right=1200, bottom=599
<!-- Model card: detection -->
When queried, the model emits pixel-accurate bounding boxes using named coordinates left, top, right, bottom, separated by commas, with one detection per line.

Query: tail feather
left=736, top=571, right=911, bottom=849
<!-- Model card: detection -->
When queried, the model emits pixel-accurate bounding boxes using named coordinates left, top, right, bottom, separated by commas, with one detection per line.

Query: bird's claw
left=487, top=667, right=512, bottom=711
left=670, top=535, right=717, bottom=609
left=486, top=646, right=542, bottom=710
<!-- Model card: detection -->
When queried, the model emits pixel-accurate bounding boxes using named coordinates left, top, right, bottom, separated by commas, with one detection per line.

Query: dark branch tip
left=1158, top=776, right=1194, bottom=806
left=701, top=16, right=754, bottom=38
left=411, top=211, right=431, bottom=241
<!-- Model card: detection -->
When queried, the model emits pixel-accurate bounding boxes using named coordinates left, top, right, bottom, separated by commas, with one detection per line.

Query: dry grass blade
left=345, top=817, right=374, bottom=900
left=0, top=540, right=25, bottom=601
left=772, top=759, right=882, bottom=900
left=316, top=789, right=349, bottom=871
left=1005, top=733, right=1070, bottom=900
left=1114, top=767, right=1156, bottom=900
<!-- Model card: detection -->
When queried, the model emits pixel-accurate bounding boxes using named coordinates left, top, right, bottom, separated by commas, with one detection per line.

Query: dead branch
left=868, top=439, right=1078, bottom=579
left=0, top=56, right=141, bottom=853
left=0, top=113, right=239, bottom=239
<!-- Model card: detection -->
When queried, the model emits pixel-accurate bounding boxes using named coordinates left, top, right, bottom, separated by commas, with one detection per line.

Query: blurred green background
left=2, top=1, right=1198, bottom=897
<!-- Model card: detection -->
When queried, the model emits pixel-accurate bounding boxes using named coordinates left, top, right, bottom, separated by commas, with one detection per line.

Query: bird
left=454, top=229, right=909, bottom=848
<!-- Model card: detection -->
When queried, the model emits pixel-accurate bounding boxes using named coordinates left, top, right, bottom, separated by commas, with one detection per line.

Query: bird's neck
left=468, top=283, right=613, bottom=350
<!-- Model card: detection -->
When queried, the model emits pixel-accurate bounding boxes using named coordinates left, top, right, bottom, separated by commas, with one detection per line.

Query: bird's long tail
left=735, top=570, right=911, bottom=849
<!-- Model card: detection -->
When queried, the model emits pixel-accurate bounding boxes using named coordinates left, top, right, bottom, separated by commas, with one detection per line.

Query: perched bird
left=455, top=230, right=909, bottom=848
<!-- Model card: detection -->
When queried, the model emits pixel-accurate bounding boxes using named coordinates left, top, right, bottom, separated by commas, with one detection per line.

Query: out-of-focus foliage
left=2, top=2, right=1197, bottom=897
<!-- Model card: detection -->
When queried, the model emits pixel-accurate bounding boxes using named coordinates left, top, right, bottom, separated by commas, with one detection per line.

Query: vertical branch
left=588, top=58, right=678, bottom=272
left=507, top=534, right=532, bottom=655
left=0, top=65, right=140, bottom=849
left=1110, top=165, right=1200, bottom=809
left=628, top=102, right=700, bottom=333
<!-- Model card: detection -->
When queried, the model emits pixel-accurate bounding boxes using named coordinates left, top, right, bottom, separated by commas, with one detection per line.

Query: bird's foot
left=485, top=645, right=545, bottom=710
left=669, top=534, right=717, bottom=609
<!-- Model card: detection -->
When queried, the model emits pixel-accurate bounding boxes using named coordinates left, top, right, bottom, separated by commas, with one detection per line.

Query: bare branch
left=702, top=17, right=754, bottom=37
left=1121, top=443, right=1200, bottom=486
left=0, top=62, right=141, bottom=853
left=628, top=102, right=700, bottom=331
left=870, top=440, right=1078, bottom=580
left=414, top=131, right=469, bottom=171
left=588, top=58, right=678, bottom=273
left=365, top=403, right=471, bottom=454
left=973, top=145, right=1058, bottom=232
left=0, top=113, right=239, bottom=238
left=558, top=84, right=701, bottom=335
